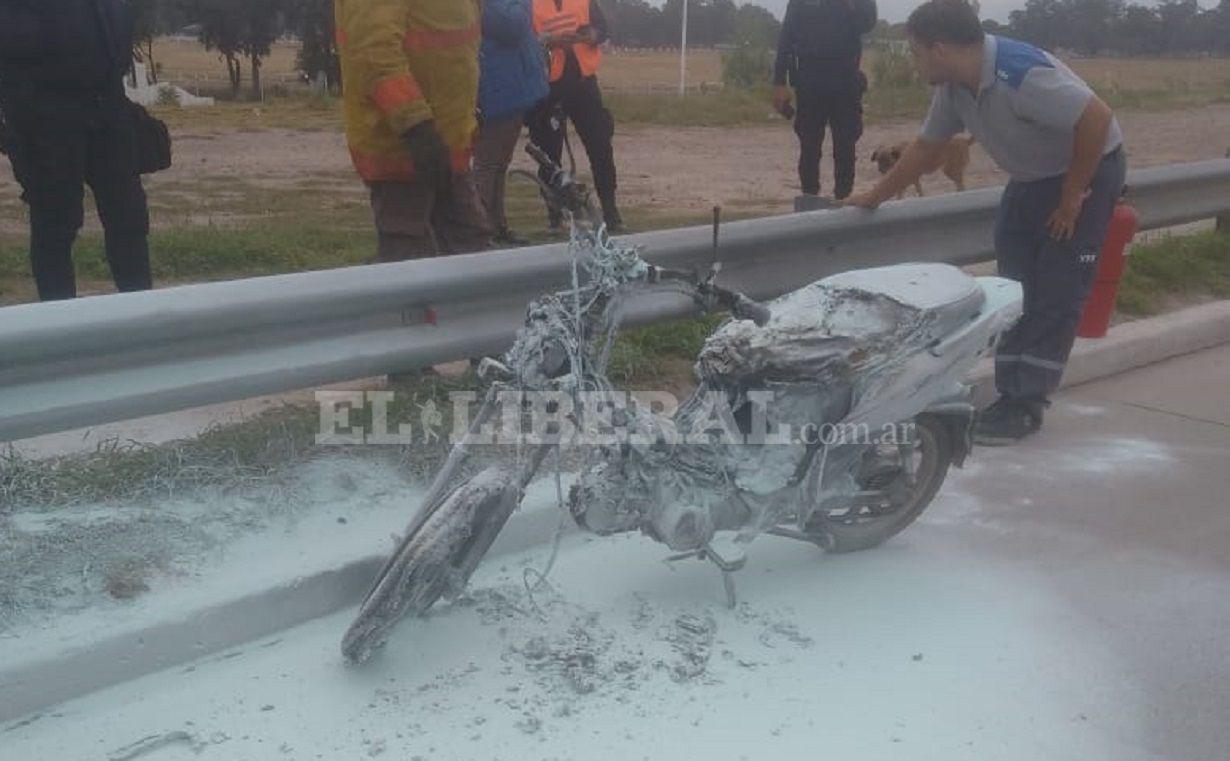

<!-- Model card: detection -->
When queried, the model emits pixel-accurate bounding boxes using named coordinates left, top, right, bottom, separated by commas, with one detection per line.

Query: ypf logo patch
left=1077, top=251, right=1099, bottom=266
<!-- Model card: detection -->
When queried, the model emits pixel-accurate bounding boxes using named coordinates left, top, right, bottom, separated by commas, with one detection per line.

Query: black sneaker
left=600, top=196, right=623, bottom=232
left=974, top=397, right=1047, bottom=446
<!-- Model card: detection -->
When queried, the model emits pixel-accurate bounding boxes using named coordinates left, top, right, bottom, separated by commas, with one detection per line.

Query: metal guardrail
left=1, top=158, right=1228, bottom=443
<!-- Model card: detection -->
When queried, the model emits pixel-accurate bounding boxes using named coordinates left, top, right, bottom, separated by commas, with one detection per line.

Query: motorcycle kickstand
left=720, top=570, right=738, bottom=609
left=666, top=543, right=746, bottom=609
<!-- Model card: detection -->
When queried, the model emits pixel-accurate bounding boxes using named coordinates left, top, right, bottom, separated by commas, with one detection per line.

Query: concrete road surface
left=4, top=345, right=1228, bottom=761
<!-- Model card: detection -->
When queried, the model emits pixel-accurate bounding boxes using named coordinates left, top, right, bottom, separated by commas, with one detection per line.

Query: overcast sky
left=694, top=0, right=1220, bottom=24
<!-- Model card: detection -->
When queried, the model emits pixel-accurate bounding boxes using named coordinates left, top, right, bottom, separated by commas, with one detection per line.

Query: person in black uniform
left=0, top=0, right=152, bottom=301
left=527, top=0, right=622, bottom=233
left=773, top=0, right=878, bottom=201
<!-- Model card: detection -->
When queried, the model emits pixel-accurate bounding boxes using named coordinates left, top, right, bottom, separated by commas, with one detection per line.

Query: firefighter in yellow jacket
left=335, top=0, right=490, bottom=260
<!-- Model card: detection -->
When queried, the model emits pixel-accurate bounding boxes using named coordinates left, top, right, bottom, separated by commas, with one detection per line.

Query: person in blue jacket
left=475, top=0, right=549, bottom=245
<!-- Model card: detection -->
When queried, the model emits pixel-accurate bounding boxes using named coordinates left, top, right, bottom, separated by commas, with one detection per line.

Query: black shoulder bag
left=127, top=100, right=172, bottom=174
left=95, top=0, right=172, bottom=173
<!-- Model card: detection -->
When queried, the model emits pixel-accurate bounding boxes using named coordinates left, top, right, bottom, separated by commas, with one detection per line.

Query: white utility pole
left=678, top=0, right=688, bottom=95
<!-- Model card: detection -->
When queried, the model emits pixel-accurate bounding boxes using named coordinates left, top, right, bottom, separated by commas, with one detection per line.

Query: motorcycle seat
left=699, top=264, right=988, bottom=384
left=821, top=263, right=986, bottom=340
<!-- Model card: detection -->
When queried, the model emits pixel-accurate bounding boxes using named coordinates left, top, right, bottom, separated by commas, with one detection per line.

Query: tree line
left=994, top=0, right=1230, bottom=57
left=604, top=0, right=781, bottom=49
left=131, top=0, right=335, bottom=100
left=131, top=0, right=1228, bottom=102
left=133, top=0, right=781, bottom=99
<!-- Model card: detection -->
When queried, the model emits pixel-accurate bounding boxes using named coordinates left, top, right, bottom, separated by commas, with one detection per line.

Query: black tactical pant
left=794, top=89, right=863, bottom=199
left=993, top=148, right=1127, bottom=400
left=526, top=74, right=618, bottom=224
left=2, top=87, right=151, bottom=301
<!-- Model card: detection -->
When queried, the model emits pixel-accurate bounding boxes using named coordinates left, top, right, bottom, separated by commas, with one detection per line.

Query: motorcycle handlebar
left=525, top=142, right=554, bottom=171
left=649, top=266, right=771, bottom=327
left=524, top=143, right=590, bottom=219
left=731, top=294, right=772, bottom=327
left=522, top=154, right=773, bottom=327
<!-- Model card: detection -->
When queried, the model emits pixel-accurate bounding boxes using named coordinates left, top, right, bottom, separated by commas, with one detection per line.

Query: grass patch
left=145, top=179, right=370, bottom=227
left=1116, top=230, right=1230, bottom=316
left=610, top=314, right=727, bottom=384
left=142, top=84, right=930, bottom=132
left=0, top=193, right=764, bottom=304
left=607, top=67, right=1230, bottom=128
left=864, top=84, right=933, bottom=124
left=0, top=321, right=717, bottom=508
left=1, top=405, right=320, bottom=509
left=151, top=95, right=343, bottom=134
left=12, top=230, right=1225, bottom=505
left=608, top=83, right=934, bottom=128
left=131, top=74, right=1230, bottom=135
left=0, top=372, right=481, bottom=510
left=0, top=225, right=377, bottom=288
left=608, top=87, right=779, bottom=127
left=1093, top=78, right=1230, bottom=113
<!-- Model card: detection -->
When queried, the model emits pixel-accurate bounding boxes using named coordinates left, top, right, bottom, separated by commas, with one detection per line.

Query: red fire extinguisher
left=1077, top=199, right=1138, bottom=339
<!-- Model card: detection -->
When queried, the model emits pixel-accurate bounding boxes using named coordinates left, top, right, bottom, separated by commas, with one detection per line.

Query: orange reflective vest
left=532, top=0, right=602, bottom=83
left=335, top=0, right=480, bottom=182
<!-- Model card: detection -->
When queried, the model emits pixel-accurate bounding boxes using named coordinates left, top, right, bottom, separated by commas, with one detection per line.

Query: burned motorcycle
left=341, top=146, right=1023, bottom=664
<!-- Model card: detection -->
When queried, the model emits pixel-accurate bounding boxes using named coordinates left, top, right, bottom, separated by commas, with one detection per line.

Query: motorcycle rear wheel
left=812, top=415, right=953, bottom=553
left=341, top=464, right=520, bottom=665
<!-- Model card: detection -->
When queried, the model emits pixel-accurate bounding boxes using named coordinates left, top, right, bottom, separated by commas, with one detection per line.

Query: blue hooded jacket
left=479, top=0, right=549, bottom=121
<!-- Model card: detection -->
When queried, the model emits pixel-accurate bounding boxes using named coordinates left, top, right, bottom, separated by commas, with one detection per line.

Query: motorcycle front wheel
left=810, top=414, right=953, bottom=553
left=341, top=464, right=521, bottom=665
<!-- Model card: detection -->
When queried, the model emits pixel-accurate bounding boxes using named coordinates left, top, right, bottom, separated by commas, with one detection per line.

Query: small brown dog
left=871, top=135, right=975, bottom=198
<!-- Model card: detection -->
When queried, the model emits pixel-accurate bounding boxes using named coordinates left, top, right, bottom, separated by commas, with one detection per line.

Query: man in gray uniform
left=845, top=0, right=1125, bottom=445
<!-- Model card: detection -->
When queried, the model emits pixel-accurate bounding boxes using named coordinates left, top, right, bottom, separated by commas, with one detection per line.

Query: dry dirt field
left=1, top=104, right=1227, bottom=235
left=1063, top=56, right=1230, bottom=91
left=602, top=48, right=726, bottom=91
left=608, top=104, right=1230, bottom=215
left=150, top=40, right=729, bottom=94
left=152, top=37, right=304, bottom=92
left=602, top=47, right=1230, bottom=94
left=150, top=38, right=1230, bottom=95
left=1, top=42, right=1227, bottom=236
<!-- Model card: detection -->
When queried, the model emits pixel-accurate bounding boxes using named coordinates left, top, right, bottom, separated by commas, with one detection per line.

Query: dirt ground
left=162, top=102, right=1230, bottom=217
left=2, top=103, right=1227, bottom=235
left=606, top=103, right=1230, bottom=216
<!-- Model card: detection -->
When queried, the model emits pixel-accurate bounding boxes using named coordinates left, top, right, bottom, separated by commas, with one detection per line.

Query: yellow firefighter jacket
left=335, top=0, right=480, bottom=182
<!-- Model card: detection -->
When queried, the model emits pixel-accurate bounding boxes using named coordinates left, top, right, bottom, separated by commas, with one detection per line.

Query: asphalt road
left=4, top=345, right=1227, bottom=761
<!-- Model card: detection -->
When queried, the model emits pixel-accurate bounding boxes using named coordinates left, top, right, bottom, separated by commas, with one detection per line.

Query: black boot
left=104, top=232, right=153, bottom=292
left=599, top=194, right=623, bottom=233
left=974, top=397, right=1048, bottom=446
